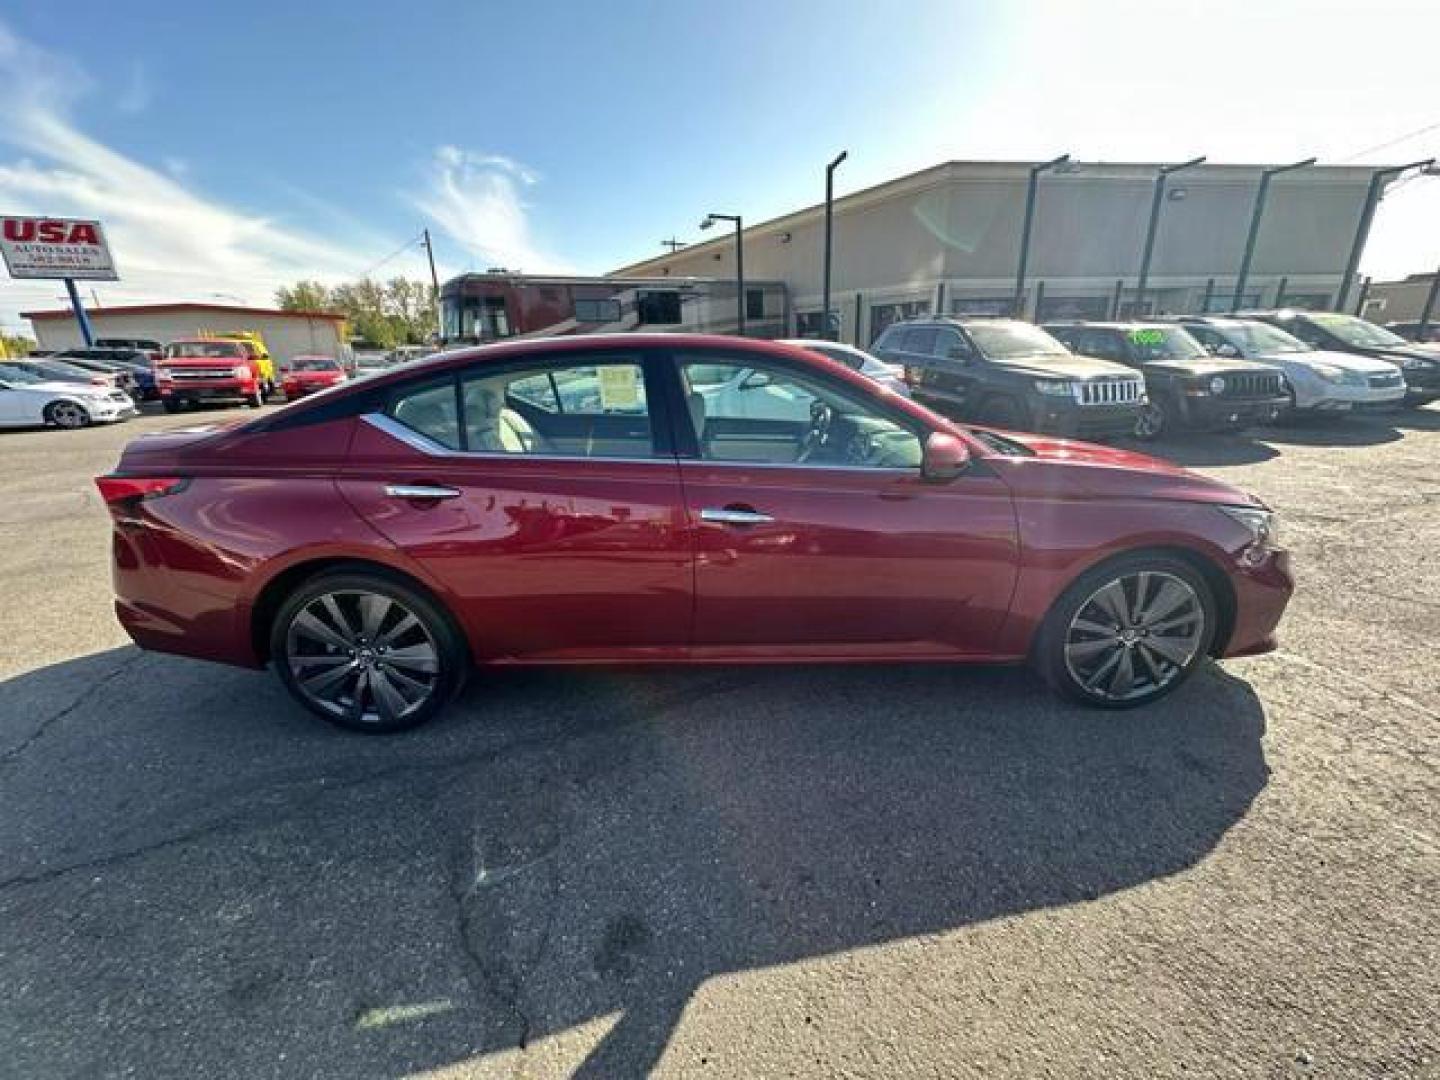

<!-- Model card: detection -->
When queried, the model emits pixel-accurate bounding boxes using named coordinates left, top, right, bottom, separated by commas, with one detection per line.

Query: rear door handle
left=385, top=483, right=461, bottom=500
left=700, top=507, right=774, bottom=526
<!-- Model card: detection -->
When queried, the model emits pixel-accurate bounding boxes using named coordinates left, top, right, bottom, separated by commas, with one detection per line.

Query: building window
left=1203, top=291, right=1259, bottom=313
left=574, top=298, right=622, bottom=323
left=951, top=297, right=1009, bottom=316
left=1036, top=295, right=1109, bottom=320
left=1279, top=293, right=1331, bottom=311
left=868, top=301, right=928, bottom=344
left=637, top=291, right=682, bottom=325
left=795, top=310, right=839, bottom=338
left=745, top=289, right=765, bottom=320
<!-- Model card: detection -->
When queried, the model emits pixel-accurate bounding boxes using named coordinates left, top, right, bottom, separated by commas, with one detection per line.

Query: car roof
left=1043, top=321, right=1174, bottom=331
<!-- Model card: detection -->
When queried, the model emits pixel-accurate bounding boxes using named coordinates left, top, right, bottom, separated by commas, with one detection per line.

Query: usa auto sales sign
left=1, top=216, right=119, bottom=280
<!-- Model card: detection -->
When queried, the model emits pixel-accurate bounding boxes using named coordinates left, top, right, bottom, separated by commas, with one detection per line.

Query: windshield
left=1309, top=313, right=1409, bottom=348
left=291, top=356, right=339, bottom=372
left=1217, top=321, right=1311, bottom=355
left=1126, top=327, right=1208, bottom=363
left=966, top=322, right=1071, bottom=359
left=164, top=341, right=245, bottom=359
left=0, top=365, right=43, bottom=384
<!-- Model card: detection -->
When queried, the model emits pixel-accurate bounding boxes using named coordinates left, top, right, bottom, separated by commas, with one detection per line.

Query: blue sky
left=2, top=0, right=1438, bottom=330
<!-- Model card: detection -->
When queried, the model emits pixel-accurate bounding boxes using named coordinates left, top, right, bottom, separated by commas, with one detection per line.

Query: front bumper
left=1182, top=394, right=1290, bottom=430
left=159, top=381, right=255, bottom=403
left=1032, top=399, right=1143, bottom=439
left=1222, top=548, right=1294, bottom=658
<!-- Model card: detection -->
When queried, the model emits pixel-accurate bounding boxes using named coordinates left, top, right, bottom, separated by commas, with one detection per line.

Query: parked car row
left=853, top=309, right=1437, bottom=441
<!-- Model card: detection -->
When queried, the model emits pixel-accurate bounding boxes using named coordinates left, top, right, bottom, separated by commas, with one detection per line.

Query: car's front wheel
left=1133, top=400, right=1167, bottom=440
left=271, top=571, right=468, bottom=733
left=45, top=399, right=91, bottom=429
left=1033, top=553, right=1216, bottom=708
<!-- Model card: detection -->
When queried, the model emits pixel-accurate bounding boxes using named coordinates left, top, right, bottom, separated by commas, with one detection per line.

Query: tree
left=0, top=332, right=37, bottom=360
left=274, top=277, right=437, bottom=348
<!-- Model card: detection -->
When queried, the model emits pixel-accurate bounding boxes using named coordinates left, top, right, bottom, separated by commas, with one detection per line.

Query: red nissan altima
left=96, top=335, right=1292, bottom=732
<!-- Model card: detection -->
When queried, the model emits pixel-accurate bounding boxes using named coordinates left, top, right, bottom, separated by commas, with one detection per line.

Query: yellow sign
left=597, top=365, right=641, bottom=410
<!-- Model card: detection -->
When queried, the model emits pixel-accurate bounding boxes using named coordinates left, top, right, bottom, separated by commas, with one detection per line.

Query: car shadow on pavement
left=1118, top=432, right=1280, bottom=467
left=0, top=648, right=1268, bottom=1077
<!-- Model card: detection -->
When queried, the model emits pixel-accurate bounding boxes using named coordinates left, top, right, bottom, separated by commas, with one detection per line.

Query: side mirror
left=921, top=432, right=971, bottom=482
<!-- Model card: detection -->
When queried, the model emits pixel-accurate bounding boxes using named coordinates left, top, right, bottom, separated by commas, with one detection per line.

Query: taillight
left=95, top=476, right=189, bottom=506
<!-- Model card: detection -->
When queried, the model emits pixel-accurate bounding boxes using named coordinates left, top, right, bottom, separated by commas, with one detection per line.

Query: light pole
left=1012, top=154, right=1069, bottom=318
left=700, top=212, right=744, bottom=335
left=1335, top=157, right=1435, bottom=312
left=1231, top=157, right=1315, bottom=312
left=823, top=150, right=848, bottom=340
left=1135, top=156, right=1205, bottom=315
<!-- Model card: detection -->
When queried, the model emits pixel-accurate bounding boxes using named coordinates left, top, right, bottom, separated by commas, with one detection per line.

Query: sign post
left=1, top=215, right=119, bottom=347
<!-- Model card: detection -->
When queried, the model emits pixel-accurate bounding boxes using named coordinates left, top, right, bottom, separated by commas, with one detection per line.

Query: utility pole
left=823, top=150, right=848, bottom=340
left=420, top=229, right=443, bottom=340
left=1336, top=158, right=1435, bottom=312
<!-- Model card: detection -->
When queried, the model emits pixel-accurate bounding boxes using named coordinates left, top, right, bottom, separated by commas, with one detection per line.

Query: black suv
left=871, top=318, right=1145, bottom=437
left=1240, top=310, right=1440, bottom=406
left=1044, top=322, right=1289, bottom=439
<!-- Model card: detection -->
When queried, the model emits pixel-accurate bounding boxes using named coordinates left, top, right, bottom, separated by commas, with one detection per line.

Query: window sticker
left=597, top=365, right=642, bottom=410
left=1129, top=329, right=1166, bottom=346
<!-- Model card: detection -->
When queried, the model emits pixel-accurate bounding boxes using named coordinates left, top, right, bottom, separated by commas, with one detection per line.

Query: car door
left=921, top=326, right=983, bottom=411
left=670, top=350, right=1019, bottom=656
left=338, top=349, right=693, bottom=661
left=0, top=381, right=33, bottom=425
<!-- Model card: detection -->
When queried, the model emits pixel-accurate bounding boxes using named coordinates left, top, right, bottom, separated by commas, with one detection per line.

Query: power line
left=1339, top=118, right=1440, bottom=163
left=356, top=235, right=424, bottom=280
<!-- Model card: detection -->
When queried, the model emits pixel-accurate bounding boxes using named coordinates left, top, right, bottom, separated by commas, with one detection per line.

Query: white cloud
left=116, top=61, right=151, bottom=115
left=409, top=145, right=569, bottom=274
left=0, top=20, right=397, bottom=331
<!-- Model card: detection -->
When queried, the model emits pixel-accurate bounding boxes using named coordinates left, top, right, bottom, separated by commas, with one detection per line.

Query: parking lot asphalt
left=1, top=404, right=1437, bottom=1079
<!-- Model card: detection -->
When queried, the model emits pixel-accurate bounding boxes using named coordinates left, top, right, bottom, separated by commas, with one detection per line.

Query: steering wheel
left=796, top=399, right=834, bottom=463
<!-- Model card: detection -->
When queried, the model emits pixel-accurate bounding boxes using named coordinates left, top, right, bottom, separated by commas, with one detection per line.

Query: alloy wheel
left=284, top=589, right=441, bottom=725
left=50, top=401, right=89, bottom=429
left=1063, top=570, right=1205, bottom=702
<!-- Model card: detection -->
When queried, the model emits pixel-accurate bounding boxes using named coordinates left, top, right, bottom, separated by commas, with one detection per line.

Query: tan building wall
left=25, top=305, right=348, bottom=366
left=1360, top=273, right=1439, bottom=324
left=614, top=160, right=1380, bottom=345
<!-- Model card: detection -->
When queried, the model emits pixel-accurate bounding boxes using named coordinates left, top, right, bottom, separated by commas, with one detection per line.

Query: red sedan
left=97, top=335, right=1292, bottom=732
left=280, top=355, right=346, bottom=399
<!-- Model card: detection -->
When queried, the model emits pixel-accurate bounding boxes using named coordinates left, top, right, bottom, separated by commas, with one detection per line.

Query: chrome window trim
left=362, top=412, right=920, bottom=475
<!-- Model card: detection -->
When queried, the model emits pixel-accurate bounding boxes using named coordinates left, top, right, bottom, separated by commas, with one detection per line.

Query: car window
left=907, top=328, right=938, bottom=355
left=1125, top=327, right=1208, bottom=363
left=934, top=328, right=968, bottom=360
left=461, top=359, right=656, bottom=458
left=1309, top=313, right=1409, bottom=348
left=388, top=379, right=462, bottom=450
left=879, top=328, right=910, bottom=353
left=1083, top=330, right=1128, bottom=362
left=965, top=321, right=1071, bottom=359
left=679, top=355, right=922, bottom=469
left=808, top=345, right=864, bottom=370
left=1286, top=319, right=1329, bottom=348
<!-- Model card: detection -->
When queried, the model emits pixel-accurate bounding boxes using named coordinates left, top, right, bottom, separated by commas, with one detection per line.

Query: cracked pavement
left=1, top=405, right=1437, bottom=1077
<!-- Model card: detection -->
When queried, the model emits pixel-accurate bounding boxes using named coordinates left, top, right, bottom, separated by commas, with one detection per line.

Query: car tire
left=1133, top=400, right=1167, bottom=441
left=976, top=395, right=1026, bottom=430
left=161, top=399, right=183, bottom=414
left=247, top=389, right=264, bottom=408
left=45, top=399, right=91, bottom=430
left=270, top=570, right=469, bottom=734
left=1032, top=552, right=1217, bottom=709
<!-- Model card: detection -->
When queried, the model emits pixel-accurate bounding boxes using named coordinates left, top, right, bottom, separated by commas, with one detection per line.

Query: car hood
left=976, top=428, right=1259, bottom=507
left=989, top=354, right=1138, bottom=380
left=1266, top=349, right=1397, bottom=375
left=1141, top=358, right=1280, bottom=379
left=1363, top=343, right=1440, bottom=364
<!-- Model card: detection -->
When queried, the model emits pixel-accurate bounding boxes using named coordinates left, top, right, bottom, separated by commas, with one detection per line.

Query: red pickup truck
left=156, top=339, right=265, bottom=413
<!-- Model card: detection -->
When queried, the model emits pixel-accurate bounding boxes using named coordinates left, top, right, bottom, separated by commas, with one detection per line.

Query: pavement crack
left=0, top=652, right=143, bottom=770
left=449, top=837, right=537, bottom=1051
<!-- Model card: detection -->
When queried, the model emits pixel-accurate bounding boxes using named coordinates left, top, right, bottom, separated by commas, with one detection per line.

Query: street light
left=700, top=212, right=744, bottom=335
left=822, top=150, right=848, bottom=340
left=1335, top=157, right=1436, bottom=312
left=1012, top=154, right=1069, bottom=318
left=1231, top=157, right=1315, bottom=312
left=1134, top=156, right=1206, bottom=315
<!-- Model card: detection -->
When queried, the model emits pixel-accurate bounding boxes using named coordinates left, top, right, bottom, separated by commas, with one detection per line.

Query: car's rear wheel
left=271, top=571, right=468, bottom=733
left=1034, top=553, right=1216, bottom=708
left=45, top=400, right=90, bottom=429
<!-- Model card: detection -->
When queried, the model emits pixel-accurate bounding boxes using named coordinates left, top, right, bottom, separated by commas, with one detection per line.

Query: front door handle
left=700, top=507, right=774, bottom=526
left=385, top=483, right=461, bottom=500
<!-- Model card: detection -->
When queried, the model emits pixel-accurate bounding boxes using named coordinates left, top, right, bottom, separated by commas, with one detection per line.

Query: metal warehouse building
left=22, top=302, right=349, bottom=365
left=612, top=159, right=1389, bottom=346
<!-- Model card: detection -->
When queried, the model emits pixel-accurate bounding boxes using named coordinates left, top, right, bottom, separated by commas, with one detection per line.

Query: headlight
left=233, top=364, right=252, bottom=379
left=1208, top=376, right=1226, bottom=394
left=1400, top=356, right=1431, bottom=371
left=1309, top=363, right=1345, bottom=383
left=1033, top=379, right=1074, bottom=397
left=1219, top=505, right=1280, bottom=552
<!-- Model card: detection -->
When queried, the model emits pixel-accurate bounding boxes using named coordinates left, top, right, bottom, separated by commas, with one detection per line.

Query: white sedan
left=0, top=366, right=138, bottom=429
left=779, top=339, right=911, bottom=396
left=1182, top=318, right=1405, bottom=414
